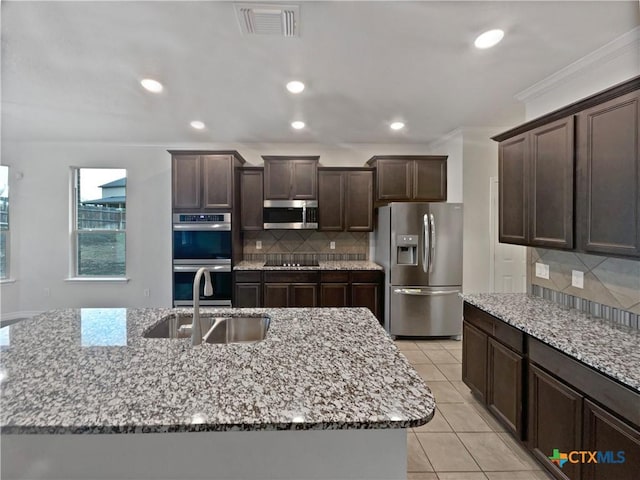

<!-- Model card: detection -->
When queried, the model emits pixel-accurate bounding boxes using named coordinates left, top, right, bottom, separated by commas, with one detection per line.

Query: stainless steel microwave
left=263, top=200, right=318, bottom=230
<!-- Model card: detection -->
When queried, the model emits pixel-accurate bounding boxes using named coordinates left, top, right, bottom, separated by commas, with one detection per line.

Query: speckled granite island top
left=462, top=293, right=640, bottom=392
left=233, top=260, right=383, bottom=271
left=0, top=307, right=433, bottom=434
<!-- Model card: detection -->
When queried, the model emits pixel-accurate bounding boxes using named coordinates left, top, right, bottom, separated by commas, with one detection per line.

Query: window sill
left=0, top=278, right=17, bottom=285
left=65, top=277, right=130, bottom=283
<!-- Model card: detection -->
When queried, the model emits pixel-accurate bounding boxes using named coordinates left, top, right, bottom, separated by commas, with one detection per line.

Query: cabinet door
left=577, top=90, right=640, bottom=257
left=351, top=283, right=381, bottom=322
left=320, top=283, right=349, bottom=307
left=318, top=170, right=344, bottom=231
left=234, top=283, right=262, bottom=308
left=291, top=160, right=318, bottom=200
left=413, top=158, right=447, bottom=201
left=487, top=338, right=523, bottom=438
left=528, top=364, right=582, bottom=480
left=240, top=169, right=264, bottom=230
left=172, top=155, right=201, bottom=209
left=499, top=134, right=529, bottom=245
left=345, top=170, right=374, bottom=231
left=202, top=155, right=233, bottom=209
left=376, top=159, right=412, bottom=201
left=291, top=283, right=318, bottom=307
left=263, top=283, right=290, bottom=307
left=462, top=321, right=488, bottom=402
left=583, top=399, right=640, bottom=480
left=264, top=159, right=292, bottom=200
left=530, top=118, right=574, bottom=249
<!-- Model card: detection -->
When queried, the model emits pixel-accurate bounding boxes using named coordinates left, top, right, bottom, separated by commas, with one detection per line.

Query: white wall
left=1, top=140, right=465, bottom=316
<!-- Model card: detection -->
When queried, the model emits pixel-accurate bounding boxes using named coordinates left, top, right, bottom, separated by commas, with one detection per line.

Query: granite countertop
left=234, top=260, right=384, bottom=271
left=0, top=307, right=433, bottom=434
left=462, top=293, right=640, bottom=392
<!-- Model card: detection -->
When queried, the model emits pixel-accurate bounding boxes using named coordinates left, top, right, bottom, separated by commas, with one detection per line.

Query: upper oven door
left=172, top=228, right=231, bottom=262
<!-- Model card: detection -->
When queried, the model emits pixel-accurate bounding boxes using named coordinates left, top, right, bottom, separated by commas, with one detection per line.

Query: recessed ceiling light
left=140, top=78, right=163, bottom=93
left=474, top=29, right=504, bottom=49
left=390, top=122, right=405, bottom=131
left=286, top=81, right=305, bottom=94
left=190, top=120, right=205, bottom=130
left=291, top=121, right=305, bottom=130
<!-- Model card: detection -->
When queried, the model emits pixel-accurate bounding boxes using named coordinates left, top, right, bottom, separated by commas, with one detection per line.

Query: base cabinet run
left=462, top=302, right=640, bottom=480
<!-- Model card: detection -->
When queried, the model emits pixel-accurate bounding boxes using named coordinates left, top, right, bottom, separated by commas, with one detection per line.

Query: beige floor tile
left=485, top=472, right=552, bottom=480
left=414, top=364, right=448, bottom=381
left=437, top=473, right=488, bottom=480
left=450, top=350, right=463, bottom=362
left=438, top=404, right=493, bottom=432
left=437, top=363, right=463, bottom=382
left=408, top=431, right=435, bottom=472
left=428, top=381, right=466, bottom=403
left=496, top=432, right=543, bottom=471
left=407, top=473, right=438, bottom=480
left=403, top=350, right=433, bottom=365
left=438, top=340, right=463, bottom=350
left=458, top=433, right=535, bottom=471
left=415, top=340, right=446, bottom=351
left=396, top=340, right=421, bottom=351
left=470, top=404, right=507, bottom=432
left=414, top=408, right=452, bottom=432
left=450, top=381, right=480, bottom=403
left=425, top=349, right=460, bottom=364
left=415, top=433, right=480, bottom=472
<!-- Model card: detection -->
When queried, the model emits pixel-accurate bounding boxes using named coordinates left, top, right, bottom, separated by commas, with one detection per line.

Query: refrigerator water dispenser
left=396, top=235, right=418, bottom=265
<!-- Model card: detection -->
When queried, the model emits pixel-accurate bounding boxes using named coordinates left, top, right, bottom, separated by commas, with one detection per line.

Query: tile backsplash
left=243, top=230, right=369, bottom=261
left=529, top=247, right=640, bottom=328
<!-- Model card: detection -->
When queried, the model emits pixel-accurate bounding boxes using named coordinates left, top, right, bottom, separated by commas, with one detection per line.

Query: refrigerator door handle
left=393, top=288, right=460, bottom=296
left=429, top=213, right=436, bottom=273
left=423, top=214, right=430, bottom=273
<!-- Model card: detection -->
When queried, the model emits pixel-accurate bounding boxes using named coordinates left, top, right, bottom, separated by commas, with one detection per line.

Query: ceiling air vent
left=234, top=3, right=299, bottom=37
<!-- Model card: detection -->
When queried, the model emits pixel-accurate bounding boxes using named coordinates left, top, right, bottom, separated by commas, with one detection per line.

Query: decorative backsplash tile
left=529, top=247, right=640, bottom=329
left=243, top=231, right=369, bottom=260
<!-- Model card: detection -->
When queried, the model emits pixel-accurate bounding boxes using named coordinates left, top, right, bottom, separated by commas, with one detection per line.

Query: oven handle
left=173, top=224, right=231, bottom=231
left=173, top=265, right=231, bottom=273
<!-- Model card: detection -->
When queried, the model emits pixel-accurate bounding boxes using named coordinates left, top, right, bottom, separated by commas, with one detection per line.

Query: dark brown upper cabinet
left=239, top=167, right=264, bottom=231
left=493, top=75, right=640, bottom=258
left=577, top=89, right=640, bottom=258
left=498, top=117, right=575, bottom=248
left=263, top=156, right=319, bottom=200
left=366, top=155, right=447, bottom=203
left=318, top=168, right=374, bottom=232
left=170, top=151, right=245, bottom=211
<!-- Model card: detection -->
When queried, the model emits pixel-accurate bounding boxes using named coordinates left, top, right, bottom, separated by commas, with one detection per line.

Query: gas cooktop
left=264, top=260, right=320, bottom=267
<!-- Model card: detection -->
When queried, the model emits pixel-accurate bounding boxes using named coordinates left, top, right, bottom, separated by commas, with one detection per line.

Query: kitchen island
left=0, top=307, right=434, bottom=480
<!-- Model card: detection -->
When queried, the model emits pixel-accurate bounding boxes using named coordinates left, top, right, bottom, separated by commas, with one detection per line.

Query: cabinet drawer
left=263, top=271, right=319, bottom=283
left=321, top=271, right=350, bottom=283
left=351, top=271, right=381, bottom=282
left=494, top=320, right=524, bottom=354
left=463, top=303, right=495, bottom=335
left=234, top=271, right=261, bottom=283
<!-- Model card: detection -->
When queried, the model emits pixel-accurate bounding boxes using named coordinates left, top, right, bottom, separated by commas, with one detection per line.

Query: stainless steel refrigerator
left=375, top=203, right=463, bottom=337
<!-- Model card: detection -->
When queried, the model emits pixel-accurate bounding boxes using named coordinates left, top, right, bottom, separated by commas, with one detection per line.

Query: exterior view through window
left=0, top=166, right=8, bottom=279
left=74, top=168, right=126, bottom=276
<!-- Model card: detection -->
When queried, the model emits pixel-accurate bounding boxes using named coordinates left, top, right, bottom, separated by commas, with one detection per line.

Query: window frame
left=70, top=167, right=128, bottom=279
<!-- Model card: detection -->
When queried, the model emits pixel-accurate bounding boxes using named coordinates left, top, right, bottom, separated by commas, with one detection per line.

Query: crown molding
left=515, top=26, right=640, bottom=103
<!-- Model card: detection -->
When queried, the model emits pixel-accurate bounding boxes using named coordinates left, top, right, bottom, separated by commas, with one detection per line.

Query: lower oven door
left=173, top=265, right=232, bottom=306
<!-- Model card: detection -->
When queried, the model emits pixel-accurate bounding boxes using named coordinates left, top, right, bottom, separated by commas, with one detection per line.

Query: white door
left=489, top=177, right=526, bottom=292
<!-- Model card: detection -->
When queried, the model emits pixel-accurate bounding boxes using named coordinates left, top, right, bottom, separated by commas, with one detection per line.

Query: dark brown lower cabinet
left=462, top=321, right=488, bottom=402
left=320, top=283, right=349, bottom=307
left=582, top=400, right=640, bottom=480
left=234, top=283, right=261, bottom=307
left=528, top=364, right=583, bottom=480
left=351, top=283, right=381, bottom=320
left=263, top=283, right=290, bottom=308
left=291, top=283, right=318, bottom=307
left=487, top=337, right=523, bottom=438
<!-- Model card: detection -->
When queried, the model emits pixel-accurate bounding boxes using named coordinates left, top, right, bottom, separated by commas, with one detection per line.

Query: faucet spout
left=192, top=267, right=213, bottom=346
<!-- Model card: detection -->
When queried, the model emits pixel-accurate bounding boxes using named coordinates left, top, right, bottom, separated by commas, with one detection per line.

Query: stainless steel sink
left=144, top=314, right=270, bottom=344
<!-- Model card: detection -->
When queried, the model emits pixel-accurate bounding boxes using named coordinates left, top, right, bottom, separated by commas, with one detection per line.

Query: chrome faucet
left=192, top=267, right=214, bottom=346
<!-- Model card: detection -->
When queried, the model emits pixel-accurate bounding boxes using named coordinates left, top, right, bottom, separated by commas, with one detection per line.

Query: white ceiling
left=2, top=1, right=639, bottom=145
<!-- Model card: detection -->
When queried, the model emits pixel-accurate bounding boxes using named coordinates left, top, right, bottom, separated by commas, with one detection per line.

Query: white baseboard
left=0, top=311, right=43, bottom=322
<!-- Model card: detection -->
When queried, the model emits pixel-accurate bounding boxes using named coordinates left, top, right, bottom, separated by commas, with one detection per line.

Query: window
left=72, top=168, right=126, bottom=277
left=0, top=166, right=8, bottom=279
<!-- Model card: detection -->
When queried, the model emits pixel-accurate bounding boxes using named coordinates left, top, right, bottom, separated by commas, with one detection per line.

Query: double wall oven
left=172, top=213, right=232, bottom=306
